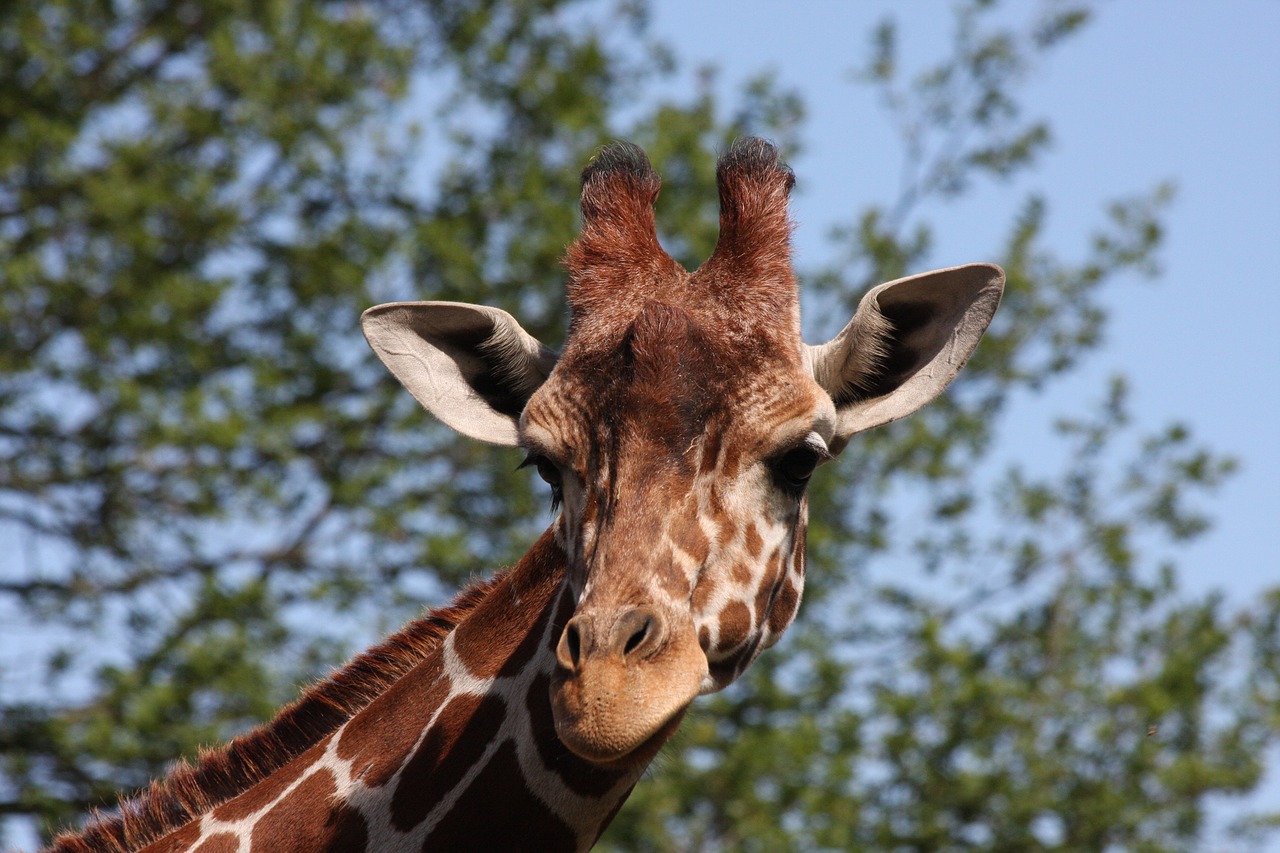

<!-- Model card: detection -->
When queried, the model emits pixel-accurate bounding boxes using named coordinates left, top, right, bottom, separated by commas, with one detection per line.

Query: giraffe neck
left=56, top=530, right=646, bottom=853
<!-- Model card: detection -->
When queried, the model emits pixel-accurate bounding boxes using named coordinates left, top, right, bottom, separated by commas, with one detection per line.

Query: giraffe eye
left=519, top=454, right=564, bottom=510
left=771, top=441, right=828, bottom=496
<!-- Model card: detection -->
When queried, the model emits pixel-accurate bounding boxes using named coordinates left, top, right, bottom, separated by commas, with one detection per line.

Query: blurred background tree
left=1, top=0, right=1275, bottom=849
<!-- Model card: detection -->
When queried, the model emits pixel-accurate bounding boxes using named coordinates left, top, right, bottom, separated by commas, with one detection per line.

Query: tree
left=601, top=5, right=1280, bottom=851
left=0, top=0, right=1275, bottom=850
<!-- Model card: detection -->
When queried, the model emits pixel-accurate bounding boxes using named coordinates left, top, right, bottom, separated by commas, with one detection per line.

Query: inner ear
left=362, top=301, right=558, bottom=446
left=806, top=263, right=1004, bottom=441
left=856, top=287, right=964, bottom=400
left=443, top=319, right=545, bottom=419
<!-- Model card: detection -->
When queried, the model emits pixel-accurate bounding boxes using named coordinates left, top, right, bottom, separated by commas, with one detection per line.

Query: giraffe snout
left=549, top=602, right=706, bottom=766
left=556, top=606, right=666, bottom=673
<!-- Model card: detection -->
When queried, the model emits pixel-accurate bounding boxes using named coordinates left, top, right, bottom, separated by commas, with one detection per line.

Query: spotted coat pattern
left=51, top=138, right=1001, bottom=853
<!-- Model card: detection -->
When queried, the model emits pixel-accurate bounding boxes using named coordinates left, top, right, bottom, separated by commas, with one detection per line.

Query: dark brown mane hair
left=49, top=574, right=504, bottom=853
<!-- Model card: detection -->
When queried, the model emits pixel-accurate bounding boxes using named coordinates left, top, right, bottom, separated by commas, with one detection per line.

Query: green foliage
left=601, top=4, right=1279, bottom=852
left=0, top=0, right=1276, bottom=850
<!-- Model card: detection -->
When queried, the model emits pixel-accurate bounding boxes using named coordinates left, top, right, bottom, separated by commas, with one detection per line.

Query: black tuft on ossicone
left=577, top=141, right=662, bottom=223
left=565, top=141, right=677, bottom=313
left=716, top=137, right=795, bottom=194
left=581, top=141, right=658, bottom=187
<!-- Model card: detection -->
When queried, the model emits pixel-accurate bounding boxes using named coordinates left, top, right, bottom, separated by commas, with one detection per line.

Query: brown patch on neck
left=51, top=573, right=507, bottom=853
left=418, top=740, right=578, bottom=851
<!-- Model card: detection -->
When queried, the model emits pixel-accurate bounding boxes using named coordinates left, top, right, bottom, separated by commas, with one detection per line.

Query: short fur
left=564, top=142, right=682, bottom=325
left=48, top=137, right=1002, bottom=853
left=698, top=138, right=798, bottom=320
left=564, top=138, right=801, bottom=360
left=827, top=308, right=897, bottom=404
left=50, top=575, right=503, bottom=853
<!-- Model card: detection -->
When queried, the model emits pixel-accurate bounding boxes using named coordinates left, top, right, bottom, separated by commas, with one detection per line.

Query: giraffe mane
left=49, top=573, right=505, bottom=853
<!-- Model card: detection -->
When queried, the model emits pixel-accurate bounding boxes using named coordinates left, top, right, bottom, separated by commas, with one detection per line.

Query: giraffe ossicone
left=53, top=138, right=1002, bottom=852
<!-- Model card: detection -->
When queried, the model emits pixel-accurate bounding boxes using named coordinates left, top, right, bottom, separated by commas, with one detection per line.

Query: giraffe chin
left=549, top=656, right=705, bottom=767
left=554, top=701, right=690, bottom=769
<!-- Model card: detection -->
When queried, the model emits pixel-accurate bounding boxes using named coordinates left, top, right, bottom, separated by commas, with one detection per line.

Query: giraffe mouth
left=548, top=632, right=707, bottom=766
left=552, top=695, right=691, bottom=768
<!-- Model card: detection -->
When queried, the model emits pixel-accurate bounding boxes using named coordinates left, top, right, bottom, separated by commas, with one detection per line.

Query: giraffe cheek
left=716, top=599, right=753, bottom=651
left=764, top=576, right=802, bottom=643
left=758, top=546, right=805, bottom=649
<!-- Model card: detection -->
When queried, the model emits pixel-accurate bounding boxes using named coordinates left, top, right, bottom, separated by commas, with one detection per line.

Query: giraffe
left=50, top=138, right=1003, bottom=853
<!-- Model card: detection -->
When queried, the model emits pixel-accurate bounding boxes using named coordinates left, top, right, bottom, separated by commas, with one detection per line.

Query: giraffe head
left=362, top=139, right=1002, bottom=766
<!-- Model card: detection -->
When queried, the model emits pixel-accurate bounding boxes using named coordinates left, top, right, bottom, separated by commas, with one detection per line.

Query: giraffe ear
left=361, top=302, right=559, bottom=446
left=805, top=263, right=1004, bottom=447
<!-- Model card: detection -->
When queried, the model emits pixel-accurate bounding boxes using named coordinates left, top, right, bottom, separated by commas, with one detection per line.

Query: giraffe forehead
left=711, top=374, right=835, bottom=458
left=524, top=304, right=824, bottom=463
left=525, top=366, right=823, bottom=471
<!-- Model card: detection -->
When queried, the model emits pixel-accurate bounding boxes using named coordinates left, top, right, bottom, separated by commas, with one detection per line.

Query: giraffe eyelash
left=770, top=435, right=830, bottom=498
left=519, top=453, right=564, bottom=512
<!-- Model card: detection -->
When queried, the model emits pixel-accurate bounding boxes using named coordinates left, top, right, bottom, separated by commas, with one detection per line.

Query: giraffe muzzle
left=556, top=606, right=666, bottom=671
left=550, top=605, right=707, bottom=765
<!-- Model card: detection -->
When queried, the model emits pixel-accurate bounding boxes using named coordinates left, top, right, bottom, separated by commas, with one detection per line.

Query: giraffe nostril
left=560, top=608, right=665, bottom=669
left=566, top=623, right=582, bottom=666
left=557, top=617, right=589, bottom=673
left=613, top=607, right=663, bottom=661
left=623, top=616, right=652, bottom=656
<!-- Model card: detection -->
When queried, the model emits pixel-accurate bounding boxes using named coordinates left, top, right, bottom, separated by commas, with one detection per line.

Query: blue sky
left=647, top=0, right=1280, bottom=842
left=649, top=0, right=1279, bottom=604
left=5, top=3, right=1275, bottom=848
